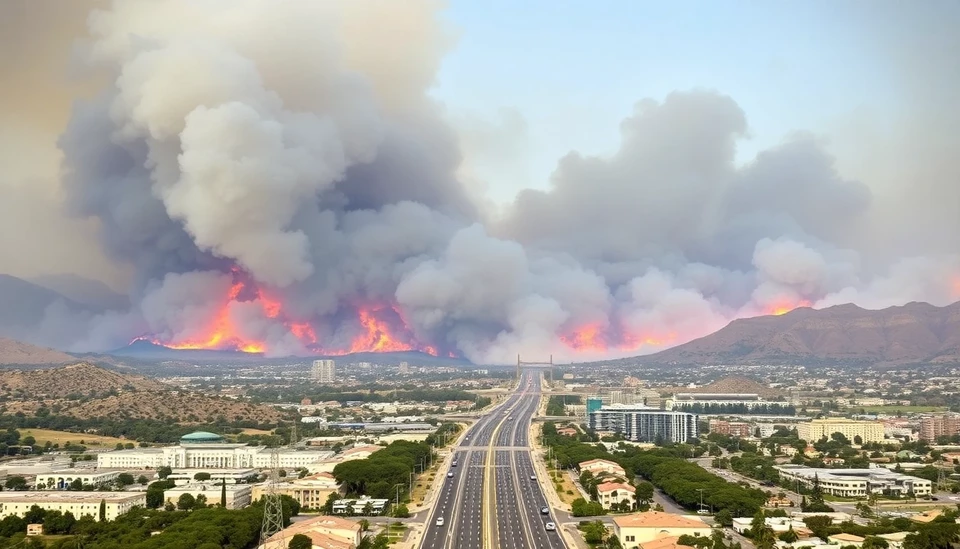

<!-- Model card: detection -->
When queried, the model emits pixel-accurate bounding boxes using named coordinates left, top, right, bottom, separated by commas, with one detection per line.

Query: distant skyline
left=434, top=1, right=897, bottom=201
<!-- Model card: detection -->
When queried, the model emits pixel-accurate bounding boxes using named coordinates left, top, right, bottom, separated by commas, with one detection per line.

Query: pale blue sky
left=433, top=1, right=898, bottom=199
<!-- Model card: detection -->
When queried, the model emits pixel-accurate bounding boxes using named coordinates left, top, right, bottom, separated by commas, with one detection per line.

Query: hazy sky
left=435, top=1, right=899, bottom=199
left=0, top=0, right=957, bottom=360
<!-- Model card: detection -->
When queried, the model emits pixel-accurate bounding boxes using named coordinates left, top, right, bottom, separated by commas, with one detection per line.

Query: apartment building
left=597, top=482, right=636, bottom=510
left=311, top=360, right=336, bottom=383
left=797, top=419, right=884, bottom=444
left=919, top=414, right=960, bottom=442
left=708, top=419, right=753, bottom=438
left=589, top=404, right=697, bottom=444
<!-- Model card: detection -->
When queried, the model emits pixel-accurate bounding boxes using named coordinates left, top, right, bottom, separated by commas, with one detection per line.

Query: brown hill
left=0, top=363, right=287, bottom=423
left=662, top=376, right=783, bottom=398
left=642, top=301, right=960, bottom=366
left=3, top=392, right=286, bottom=424
left=0, top=338, right=76, bottom=366
left=0, top=362, right=167, bottom=398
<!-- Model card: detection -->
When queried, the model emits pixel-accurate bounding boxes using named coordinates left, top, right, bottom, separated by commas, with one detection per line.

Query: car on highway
left=436, top=517, right=444, bottom=526
left=530, top=475, right=536, bottom=481
left=447, top=472, right=454, bottom=478
left=451, top=461, right=458, bottom=467
left=545, top=522, right=556, bottom=531
left=540, top=506, right=549, bottom=514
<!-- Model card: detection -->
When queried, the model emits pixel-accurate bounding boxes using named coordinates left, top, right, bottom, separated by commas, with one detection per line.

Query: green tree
left=393, top=504, right=410, bottom=518
left=24, top=505, right=46, bottom=524
left=288, top=534, right=313, bottom=549
left=802, top=515, right=834, bottom=540
left=323, top=492, right=339, bottom=514
left=862, top=537, right=890, bottom=549
left=4, top=475, right=27, bottom=490
left=221, top=478, right=227, bottom=508
left=0, top=515, right=26, bottom=537
left=581, top=520, right=607, bottom=544
left=635, top=481, right=654, bottom=504
left=21, top=436, right=36, bottom=446
left=778, top=526, right=799, bottom=543
left=99, top=498, right=106, bottom=521
left=177, top=493, right=196, bottom=511
left=194, top=472, right=212, bottom=481
left=117, top=473, right=135, bottom=486
left=157, top=466, right=172, bottom=479
left=137, top=475, right=149, bottom=485
left=715, top=508, right=733, bottom=527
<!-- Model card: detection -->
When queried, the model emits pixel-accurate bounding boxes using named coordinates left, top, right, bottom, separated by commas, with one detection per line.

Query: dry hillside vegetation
left=641, top=301, right=960, bottom=366
left=0, top=363, right=286, bottom=424
left=0, top=338, right=76, bottom=365
left=0, top=362, right=166, bottom=398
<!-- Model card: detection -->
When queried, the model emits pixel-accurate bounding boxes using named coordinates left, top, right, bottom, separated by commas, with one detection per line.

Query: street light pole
left=696, top=488, right=705, bottom=512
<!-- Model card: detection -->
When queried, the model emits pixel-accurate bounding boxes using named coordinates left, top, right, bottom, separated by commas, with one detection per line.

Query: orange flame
left=561, top=323, right=677, bottom=353
left=560, top=324, right=605, bottom=351
left=145, top=270, right=441, bottom=356
left=764, top=299, right=812, bottom=316
left=348, top=308, right=414, bottom=353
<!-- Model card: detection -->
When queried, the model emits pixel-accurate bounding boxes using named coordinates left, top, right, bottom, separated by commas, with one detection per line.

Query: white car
left=436, top=517, right=444, bottom=526
left=447, top=472, right=454, bottom=478
left=545, top=522, right=556, bottom=531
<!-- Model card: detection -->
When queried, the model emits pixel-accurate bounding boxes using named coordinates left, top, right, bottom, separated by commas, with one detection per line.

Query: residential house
left=612, top=511, right=711, bottom=549
left=579, top=459, right=626, bottom=478
left=597, top=482, right=636, bottom=510
left=261, top=515, right=361, bottom=549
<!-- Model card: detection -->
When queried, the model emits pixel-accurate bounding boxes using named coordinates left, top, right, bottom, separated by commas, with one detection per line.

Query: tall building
left=311, top=360, right=336, bottom=383
left=797, top=419, right=884, bottom=444
left=919, top=414, right=960, bottom=442
left=589, top=404, right=698, bottom=444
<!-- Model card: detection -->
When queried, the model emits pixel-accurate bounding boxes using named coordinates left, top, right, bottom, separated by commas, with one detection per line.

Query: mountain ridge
left=632, top=300, right=960, bottom=366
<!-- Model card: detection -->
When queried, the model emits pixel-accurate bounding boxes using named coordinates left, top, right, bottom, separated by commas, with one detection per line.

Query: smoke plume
left=1, top=0, right=958, bottom=363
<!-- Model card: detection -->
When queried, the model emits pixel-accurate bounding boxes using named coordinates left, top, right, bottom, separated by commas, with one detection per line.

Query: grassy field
left=239, top=428, right=273, bottom=435
left=855, top=405, right=949, bottom=414
left=19, top=428, right=128, bottom=447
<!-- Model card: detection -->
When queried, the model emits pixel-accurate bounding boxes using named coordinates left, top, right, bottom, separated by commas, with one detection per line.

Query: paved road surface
left=420, top=371, right=567, bottom=549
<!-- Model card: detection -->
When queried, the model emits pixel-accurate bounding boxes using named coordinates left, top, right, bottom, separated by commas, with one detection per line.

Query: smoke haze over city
left=1, top=0, right=958, bottom=363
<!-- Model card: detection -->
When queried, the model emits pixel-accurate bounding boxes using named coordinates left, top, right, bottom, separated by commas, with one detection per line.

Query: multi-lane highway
left=420, top=370, right=567, bottom=549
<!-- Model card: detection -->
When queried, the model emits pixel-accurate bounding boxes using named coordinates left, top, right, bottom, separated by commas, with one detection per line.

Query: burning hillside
left=3, top=1, right=958, bottom=363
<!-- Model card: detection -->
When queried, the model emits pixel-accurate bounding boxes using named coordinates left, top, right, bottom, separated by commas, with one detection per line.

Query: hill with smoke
left=1, top=0, right=958, bottom=363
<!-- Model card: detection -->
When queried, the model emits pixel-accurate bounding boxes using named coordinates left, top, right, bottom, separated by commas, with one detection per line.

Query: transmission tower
left=259, top=446, right=285, bottom=546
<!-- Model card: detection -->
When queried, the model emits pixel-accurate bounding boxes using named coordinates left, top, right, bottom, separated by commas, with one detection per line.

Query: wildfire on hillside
left=137, top=270, right=435, bottom=356
left=137, top=268, right=824, bottom=357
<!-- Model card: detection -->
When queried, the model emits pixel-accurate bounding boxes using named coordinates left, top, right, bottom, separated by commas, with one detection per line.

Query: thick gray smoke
left=6, top=0, right=960, bottom=363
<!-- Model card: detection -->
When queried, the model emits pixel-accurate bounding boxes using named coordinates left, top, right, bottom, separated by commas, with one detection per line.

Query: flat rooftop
left=0, top=491, right=144, bottom=503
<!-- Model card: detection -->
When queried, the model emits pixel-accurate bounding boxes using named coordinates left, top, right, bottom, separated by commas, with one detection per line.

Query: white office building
left=163, top=483, right=252, bottom=509
left=775, top=465, right=932, bottom=498
left=0, top=492, right=145, bottom=521
left=589, top=404, right=698, bottom=444
left=35, top=471, right=121, bottom=490
left=96, top=431, right=333, bottom=470
left=312, top=360, right=336, bottom=383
